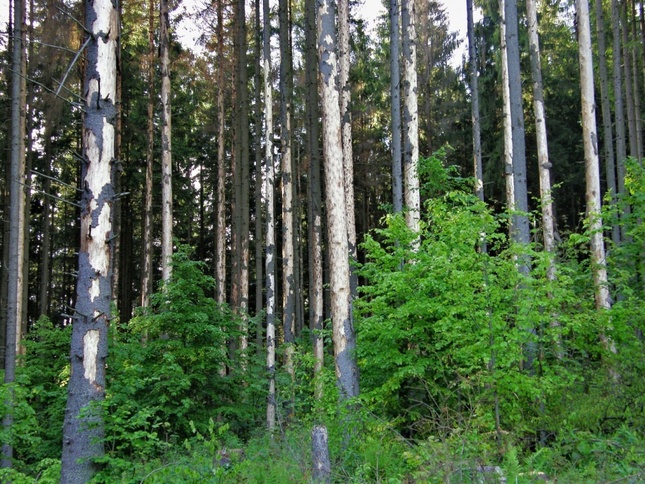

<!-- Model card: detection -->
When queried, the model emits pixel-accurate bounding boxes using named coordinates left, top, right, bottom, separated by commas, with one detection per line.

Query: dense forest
left=0, top=0, right=644, bottom=481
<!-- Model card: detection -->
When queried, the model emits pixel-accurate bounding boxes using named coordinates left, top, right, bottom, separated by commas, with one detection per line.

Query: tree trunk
left=401, top=0, right=420, bottom=234
left=215, top=0, right=227, bottom=306
left=305, top=0, right=324, bottom=399
left=141, top=0, right=155, bottom=307
left=279, top=0, right=296, bottom=375
left=467, top=0, right=483, bottom=203
left=611, top=0, right=627, bottom=196
left=499, top=0, right=515, bottom=212
left=621, top=2, right=638, bottom=160
left=390, top=0, right=403, bottom=213
left=504, top=0, right=530, bottom=252
left=526, top=0, right=555, bottom=259
left=2, top=0, right=26, bottom=467
left=576, top=0, right=612, bottom=314
left=595, top=0, right=620, bottom=245
left=263, top=0, right=277, bottom=430
left=312, top=425, right=332, bottom=482
left=160, top=0, right=173, bottom=282
left=254, top=0, right=264, bottom=350
left=318, top=0, right=360, bottom=400
left=60, top=0, right=118, bottom=479
left=630, top=0, right=642, bottom=163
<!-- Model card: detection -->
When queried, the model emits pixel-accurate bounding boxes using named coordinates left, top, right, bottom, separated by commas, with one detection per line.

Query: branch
left=56, top=35, right=92, bottom=97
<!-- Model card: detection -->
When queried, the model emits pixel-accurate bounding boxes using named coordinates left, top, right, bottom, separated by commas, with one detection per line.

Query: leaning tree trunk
left=401, top=0, right=420, bottom=234
left=160, top=0, right=173, bottom=282
left=318, top=0, right=360, bottom=400
left=390, top=0, right=403, bottom=213
left=2, top=0, right=26, bottom=468
left=60, top=0, right=118, bottom=480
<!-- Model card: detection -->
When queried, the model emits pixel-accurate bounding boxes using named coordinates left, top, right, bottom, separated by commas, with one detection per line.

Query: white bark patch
left=83, top=330, right=100, bottom=384
left=89, top=278, right=100, bottom=302
left=89, top=203, right=111, bottom=276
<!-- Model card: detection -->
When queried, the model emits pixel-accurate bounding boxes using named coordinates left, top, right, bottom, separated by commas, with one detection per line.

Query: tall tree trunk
left=60, top=0, right=118, bottom=479
left=630, top=0, right=642, bottom=162
left=499, top=0, right=515, bottom=212
left=595, top=0, right=620, bottom=245
left=263, top=0, right=277, bottom=430
left=38, top=135, right=52, bottom=317
left=318, top=0, right=360, bottom=400
left=2, top=0, right=26, bottom=467
left=338, top=0, right=357, bottom=299
left=160, top=0, right=173, bottom=282
left=611, top=0, right=627, bottom=212
left=621, top=2, right=638, bottom=160
left=141, top=0, right=155, bottom=307
left=254, top=0, right=264, bottom=349
left=390, top=0, right=403, bottom=213
left=526, top=0, right=555, bottom=260
left=576, top=0, right=612, bottom=314
left=504, top=0, right=530, bottom=252
left=215, top=0, right=227, bottom=306
left=467, top=0, right=483, bottom=203
left=279, top=0, right=296, bottom=374
left=401, top=0, right=420, bottom=234
left=305, top=0, right=324, bottom=399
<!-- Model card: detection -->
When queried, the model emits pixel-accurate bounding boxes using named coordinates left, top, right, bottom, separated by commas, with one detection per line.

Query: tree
left=390, top=0, right=403, bottom=213
left=60, top=0, right=118, bottom=479
left=401, top=0, right=420, bottom=233
left=576, top=0, right=611, bottom=314
left=160, top=0, right=173, bottom=282
left=318, top=0, right=360, bottom=400
left=2, top=0, right=27, bottom=468
left=467, top=0, right=483, bottom=203
left=215, top=0, right=227, bottom=306
left=525, top=0, right=555, bottom=261
left=262, top=0, right=277, bottom=430
left=499, top=0, right=514, bottom=212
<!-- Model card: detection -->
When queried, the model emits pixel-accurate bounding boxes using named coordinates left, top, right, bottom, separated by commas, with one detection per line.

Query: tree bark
left=141, top=0, right=155, bottom=307
left=401, top=0, right=420, bottom=234
left=2, top=0, right=26, bottom=467
left=263, top=0, right=277, bottom=430
left=499, top=0, right=515, bottom=213
left=621, top=2, right=638, bottom=161
left=390, top=0, right=403, bottom=213
left=595, top=0, right=620, bottom=245
left=318, top=0, right=360, bottom=400
left=467, top=0, right=483, bottom=203
left=60, top=0, right=118, bottom=479
left=215, top=0, right=227, bottom=307
left=305, top=0, right=325, bottom=400
left=160, top=0, right=173, bottom=282
left=312, top=425, right=332, bottom=482
left=254, top=0, right=264, bottom=348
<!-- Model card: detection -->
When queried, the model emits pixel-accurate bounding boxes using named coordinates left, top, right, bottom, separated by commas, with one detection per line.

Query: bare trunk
left=390, top=0, right=403, bottom=213
left=499, top=0, right=515, bottom=212
left=467, top=0, right=483, bottom=202
left=160, top=0, right=173, bottom=282
left=611, top=0, right=627, bottom=201
left=60, top=0, right=118, bottom=479
left=318, top=0, right=360, bottom=400
left=595, top=0, right=620, bottom=245
left=263, top=0, right=277, bottom=430
left=215, top=0, right=227, bottom=306
left=254, top=0, right=264, bottom=349
left=2, top=0, right=26, bottom=467
left=401, top=0, right=420, bottom=233
left=621, top=2, right=638, bottom=160
left=141, top=0, right=155, bottom=307
left=305, top=0, right=324, bottom=399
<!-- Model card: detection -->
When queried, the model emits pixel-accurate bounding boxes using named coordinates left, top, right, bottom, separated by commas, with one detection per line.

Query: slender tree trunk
left=111, top=0, right=122, bottom=312
left=621, top=2, right=638, bottom=160
left=526, top=0, right=555, bottom=259
left=467, top=0, right=483, bottom=203
left=630, top=0, right=642, bottom=163
left=595, top=0, right=620, bottom=245
left=305, top=0, right=324, bottom=399
left=60, top=0, right=118, bottom=479
left=263, top=0, right=277, bottom=430
left=499, top=0, right=515, bottom=212
left=254, top=0, right=264, bottom=349
left=576, top=0, right=612, bottom=314
left=318, top=0, right=360, bottom=400
left=390, top=0, right=403, bottom=213
left=38, top=135, right=52, bottom=317
left=611, top=0, right=627, bottom=231
left=279, top=0, right=296, bottom=375
left=160, top=0, right=173, bottom=282
left=401, top=0, right=420, bottom=233
left=338, top=0, right=357, bottom=299
left=141, top=0, right=155, bottom=307
left=505, top=0, right=530, bottom=252
left=2, top=0, right=26, bottom=467
left=215, top=0, right=227, bottom=306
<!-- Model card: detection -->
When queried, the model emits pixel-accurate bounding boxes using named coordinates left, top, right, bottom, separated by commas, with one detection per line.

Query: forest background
left=0, top=0, right=644, bottom=482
